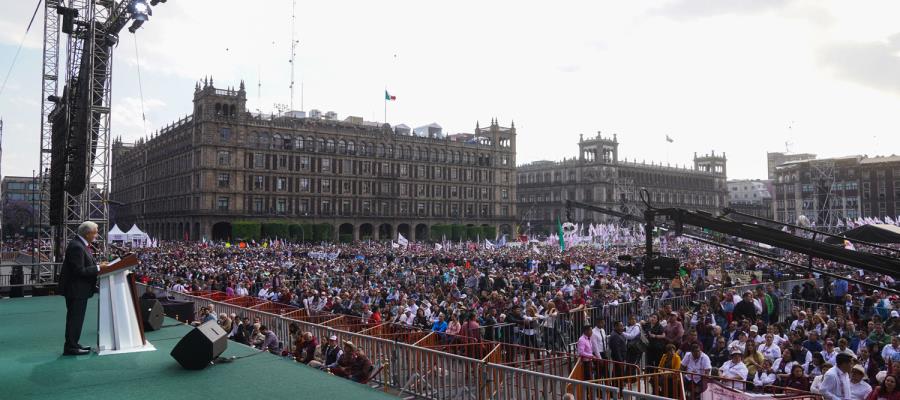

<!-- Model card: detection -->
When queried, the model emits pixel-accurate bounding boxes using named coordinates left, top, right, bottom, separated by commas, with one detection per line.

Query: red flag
left=465, top=260, right=471, bottom=269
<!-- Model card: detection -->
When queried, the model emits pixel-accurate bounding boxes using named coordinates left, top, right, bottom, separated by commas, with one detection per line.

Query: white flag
left=484, top=239, right=495, bottom=249
left=435, top=243, right=443, bottom=251
left=397, top=233, right=409, bottom=247
left=391, top=241, right=400, bottom=249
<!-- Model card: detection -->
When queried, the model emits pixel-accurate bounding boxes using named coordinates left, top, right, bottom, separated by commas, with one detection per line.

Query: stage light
left=128, top=20, right=145, bottom=33
left=129, top=0, right=152, bottom=22
left=150, top=0, right=167, bottom=5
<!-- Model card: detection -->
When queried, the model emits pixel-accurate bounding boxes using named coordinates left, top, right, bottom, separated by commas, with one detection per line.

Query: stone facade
left=773, top=155, right=900, bottom=226
left=111, top=79, right=517, bottom=241
left=517, top=132, right=727, bottom=234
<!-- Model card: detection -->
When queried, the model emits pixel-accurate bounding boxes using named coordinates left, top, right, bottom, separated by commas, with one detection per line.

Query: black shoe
left=76, top=344, right=91, bottom=351
left=63, top=347, right=90, bottom=356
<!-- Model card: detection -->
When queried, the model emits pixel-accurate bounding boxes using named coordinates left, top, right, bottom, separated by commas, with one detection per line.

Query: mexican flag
left=385, top=90, right=396, bottom=101
left=557, top=216, right=565, bottom=251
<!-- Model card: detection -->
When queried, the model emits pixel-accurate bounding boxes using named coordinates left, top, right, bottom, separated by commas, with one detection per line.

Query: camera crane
left=566, top=190, right=900, bottom=295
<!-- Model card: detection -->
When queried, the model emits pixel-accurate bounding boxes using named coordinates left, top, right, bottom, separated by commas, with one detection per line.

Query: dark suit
left=58, top=237, right=99, bottom=350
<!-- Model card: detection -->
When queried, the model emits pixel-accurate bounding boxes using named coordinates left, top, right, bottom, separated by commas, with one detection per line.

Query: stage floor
left=0, top=296, right=395, bottom=400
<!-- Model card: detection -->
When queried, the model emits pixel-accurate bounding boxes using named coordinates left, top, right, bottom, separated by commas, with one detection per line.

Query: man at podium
left=58, top=221, right=108, bottom=356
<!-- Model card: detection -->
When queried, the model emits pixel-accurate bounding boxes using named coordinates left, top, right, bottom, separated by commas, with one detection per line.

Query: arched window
left=294, top=136, right=303, bottom=150
left=326, top=139, right=335, bottom=152
left=215, top=103, right=222, bottom=115
left=347, top=141, right=355, bottom=153
left=317, top=138, right=325, bottom=152
left=259, top=132, right=271, bottom=149
left=387, top=145, right=394, bottom=158
left=338, top=140, right=346, bottom=154
left=367, top=142, right=375, bottom=156
left=358, top=142, right=367, bottom=155
left=272, top=133, right=282, bottom=149
left=377, top=144, right=385, bottom=157
left=281, top=134, right=292, bottom=150
left=305, top=136, right=315, bottom=150
left=229, top=104, right=236, bottom=116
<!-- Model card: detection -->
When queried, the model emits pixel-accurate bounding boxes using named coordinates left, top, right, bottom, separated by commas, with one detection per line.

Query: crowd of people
left=114, top=237, right=900, bottom=398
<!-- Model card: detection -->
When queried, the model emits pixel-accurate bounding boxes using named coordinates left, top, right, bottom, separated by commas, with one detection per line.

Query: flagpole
left=384, top=87, right=387, bottom=123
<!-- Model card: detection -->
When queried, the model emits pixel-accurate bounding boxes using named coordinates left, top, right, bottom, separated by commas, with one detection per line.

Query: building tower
left=578, top=131, right=618, bottom=163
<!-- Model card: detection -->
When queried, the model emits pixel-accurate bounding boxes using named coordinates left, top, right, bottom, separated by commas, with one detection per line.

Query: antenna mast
left=289, top=0, right=297, bottom=111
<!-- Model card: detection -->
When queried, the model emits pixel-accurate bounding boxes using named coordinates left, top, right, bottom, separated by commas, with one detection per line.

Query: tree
left=2, top=200, right=35, bottom=238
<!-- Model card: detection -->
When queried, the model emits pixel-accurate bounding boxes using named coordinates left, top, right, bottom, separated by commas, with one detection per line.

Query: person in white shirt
left=235, top=283, right=248, bottom=297
left=758, top=334, right=782, bottom=362
left=821, top=340, right=840, bottom=365
left=818, top=353, right=853, bottom=400
left=590, top=319, right=608, bottom=359
left=719, top=350, right=749, bottom=391
left=773, top=348, right=799, bottom=380
left=790, top=311, right=808, bottom=332
left=681, top=344, right=711, bottom=393
left=752, top=359, right=777, bottom=392
left=848, top=364, right=873, bottom=400
left=810, top=363, right=833, bottom=394
left=882, top=336, right=900, bottom=363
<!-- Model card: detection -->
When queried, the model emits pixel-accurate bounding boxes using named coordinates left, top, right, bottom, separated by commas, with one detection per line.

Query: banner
left=701, top=382, right=774, bottom=400
left=308, top=250, right=341, bottom=260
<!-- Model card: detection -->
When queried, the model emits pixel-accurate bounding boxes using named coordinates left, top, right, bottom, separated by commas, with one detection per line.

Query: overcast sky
left=1, top=0, right=900, bottom=180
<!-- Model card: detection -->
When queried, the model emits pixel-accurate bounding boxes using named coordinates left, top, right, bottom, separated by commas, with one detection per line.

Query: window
left=299, top=178, right=310, bottom=192
left=217, top=173, right=230, bottom=188
left=501, top=206, right=509, bottom=216
left=276, top=177, right=286, bottom=191
left=361, top=181, right=371, bottom=194
left=276, top=198, right=287, bottom=213
left=253, top=175, right=264, bottom=190
left=417, top=202, right=426, bottom=216
left=400, top=164, right=408, bottom=177
left=298, top=199, right=310, bottom=214
left=279, top=155, right=287, bottom=169
left=321, top=158, right=331, bottom=173
left=321, top=179, right=331, bottom=193
left=299, top=156, right=310, bottom=171
left=219, top=127, right=231, bottom=141
left=321, top=200, right=331, bottom=214
left=253, top=197, right=264, bottom=213
left=501, top=189, right=508, bottom=200
left=217, top=196, right=229, bottom=211
left=342, top=180, right=351, bottom=194
left=254, top=153, right=265, bottom=168
left=217, top=151, right=231, bottom=166
left=362, top=201, right=371, bottom=214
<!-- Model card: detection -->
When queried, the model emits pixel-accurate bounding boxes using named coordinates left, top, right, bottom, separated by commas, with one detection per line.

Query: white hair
left=77, top=221, right=99, bottom=236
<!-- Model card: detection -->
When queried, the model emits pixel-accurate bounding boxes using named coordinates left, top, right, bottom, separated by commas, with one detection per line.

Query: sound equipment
left=170, top=320, right=228, bottom=370
left=140, top=298, right=164, bottom=331
left=644, top=256, right=679, bottom=280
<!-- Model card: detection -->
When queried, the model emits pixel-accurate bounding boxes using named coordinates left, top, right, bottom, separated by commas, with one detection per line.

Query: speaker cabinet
left=170, top=320, right=228, bottom=370
left=140, top=299, right=164, bottom=331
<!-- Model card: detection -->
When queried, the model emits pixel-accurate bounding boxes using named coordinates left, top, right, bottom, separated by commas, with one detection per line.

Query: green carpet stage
left=0, top=296, right=395, bottom=400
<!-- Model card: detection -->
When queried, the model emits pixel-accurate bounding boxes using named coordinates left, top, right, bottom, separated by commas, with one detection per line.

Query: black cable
left=0, top=0, right=42, bottom=99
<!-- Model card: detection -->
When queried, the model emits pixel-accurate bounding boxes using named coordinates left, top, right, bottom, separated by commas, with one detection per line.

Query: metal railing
left=0, top=263, right=61, bottom=287
left=137, top=284, right=631, bottom=400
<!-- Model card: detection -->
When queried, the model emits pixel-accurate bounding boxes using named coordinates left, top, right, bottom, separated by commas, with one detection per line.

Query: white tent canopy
left=107, top=224, right=127, bottom=242
left=125, top=225, right=151, bottom=247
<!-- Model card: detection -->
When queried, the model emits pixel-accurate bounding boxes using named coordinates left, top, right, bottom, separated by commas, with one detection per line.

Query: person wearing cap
left=719, top=349, right=749, bottom=390
left=294, top=332, right=318, bottom=364
left=819, top=353, right=853, bottom=400
left=848, top=363, right=872, bottom=400
left=310, top=335, right=343, bottom=371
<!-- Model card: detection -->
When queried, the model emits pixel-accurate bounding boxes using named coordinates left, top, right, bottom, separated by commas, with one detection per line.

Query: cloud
left=557, top=64, right=581, bottom=73
left=648, top=0, right=791, bottom=19
left=115, top=97, right=166, bottom=141
left=817, top=33, right=900, bottom=96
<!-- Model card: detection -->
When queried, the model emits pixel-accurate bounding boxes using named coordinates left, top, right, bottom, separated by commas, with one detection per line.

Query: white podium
left=97, top=254, right=156, bottom=355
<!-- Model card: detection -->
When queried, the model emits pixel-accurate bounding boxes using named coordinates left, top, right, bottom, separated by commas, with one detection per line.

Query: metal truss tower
left=37, top=0, right=61, bottom=271
left=811, top=159, right=838, bottom=231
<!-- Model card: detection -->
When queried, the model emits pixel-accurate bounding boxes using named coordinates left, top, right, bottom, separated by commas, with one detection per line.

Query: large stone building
left=767, top=152, right=816, bottom=180
left=111, top=79, right=517, bottom=241
left=516, top=132, right=727, bottom=234
left=1, top=176, right=43, bottom=238
left=772, top=155, right=900, bottom=227
left=726, top=179, right=774, bottom=220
